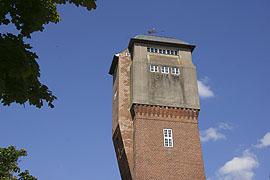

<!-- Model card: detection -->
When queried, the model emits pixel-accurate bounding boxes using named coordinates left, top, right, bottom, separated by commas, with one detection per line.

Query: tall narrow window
left=150, top=65, right=159, bottom=72
left=171, top=67, right=180, bottom=75
left=163, top=129, right=173, bottom=147
left=161, top=66, right=169, bottom=74
left=114, top=90, right=118, bottom=100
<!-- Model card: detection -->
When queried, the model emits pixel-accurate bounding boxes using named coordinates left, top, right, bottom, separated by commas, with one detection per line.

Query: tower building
left=109, top=35, right=205, bottom=180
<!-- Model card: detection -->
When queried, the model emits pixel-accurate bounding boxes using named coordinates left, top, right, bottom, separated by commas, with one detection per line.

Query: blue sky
left=1, top=0, right=270, bottom=179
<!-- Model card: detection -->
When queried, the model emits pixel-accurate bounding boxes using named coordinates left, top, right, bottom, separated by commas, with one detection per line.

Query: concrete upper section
left=129, top=35, right=200, bottom=109
left=109, top=35, right=200, bottom=110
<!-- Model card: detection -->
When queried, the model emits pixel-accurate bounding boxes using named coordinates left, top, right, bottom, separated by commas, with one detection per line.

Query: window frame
left=147, top=47, right=178, bottom=56
left=150, top=65, right=159, bottom=72
left=114, top=90, right=118, bottom=100
left=161, top=66, right=169, bottom=74
left=171, top=67, right=180, bottom=75
left=163, top=129, right=173, bottom=147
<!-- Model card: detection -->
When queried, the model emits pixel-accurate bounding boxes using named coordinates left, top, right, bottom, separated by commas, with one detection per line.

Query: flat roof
left=134, top=35, right=190, bottom=45
left=128, top=34, right=196, bottom=52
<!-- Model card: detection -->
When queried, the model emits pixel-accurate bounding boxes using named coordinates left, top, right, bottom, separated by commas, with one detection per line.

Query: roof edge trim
left=108, top=55, right=119, bottom=75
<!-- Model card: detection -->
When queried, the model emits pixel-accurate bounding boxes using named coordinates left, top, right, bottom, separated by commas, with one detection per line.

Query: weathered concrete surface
left=130, top=41, right=200, bottom=109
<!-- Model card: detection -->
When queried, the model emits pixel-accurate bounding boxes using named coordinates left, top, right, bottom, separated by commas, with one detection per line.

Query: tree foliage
left=0, top=0, right=96, bottom=108
left=0, top=146, right=37, bottom=180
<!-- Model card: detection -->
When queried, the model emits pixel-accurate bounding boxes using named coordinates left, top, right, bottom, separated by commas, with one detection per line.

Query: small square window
left=150, top=65, right=159, bottom=72
left=161, top=66, right=169, bottom=74
left=159, top=49, right=162, bottom=53
left=170, top=50, right=174, bottom=55
left=167, top=50, right=171, bottom=54
left=162, top=49, right=166, bottom=54
left=154, top=49, right=158, bottom=53
left=150, top=48, right=154, bottom=52
left=147, top=48, right=150, bottom=52
left=171, top=67, right=180, bottom=75
left=175, top=51, right=178, bottom=55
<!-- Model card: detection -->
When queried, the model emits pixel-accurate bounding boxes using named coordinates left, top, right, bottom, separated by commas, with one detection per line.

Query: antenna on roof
left=148, top=28, right=157, bottom=34
left=147, top=28, right=165, bottom=35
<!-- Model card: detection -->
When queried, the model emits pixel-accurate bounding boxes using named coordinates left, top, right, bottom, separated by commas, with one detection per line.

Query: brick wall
left=112, top=54, right=119, bottom=135
left=113, top=125, right=132, bottom=180
left=112, top=49, right=133, bottom=179
left=131, top=104, right=206, bottom=180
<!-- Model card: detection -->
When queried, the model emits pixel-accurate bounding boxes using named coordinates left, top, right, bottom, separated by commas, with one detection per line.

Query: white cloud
left=218, top=123, right=233, bottom=130
left=217, top=150, right=259, bottom=180
left=197, top=77, right=214, bottom=98
left=200, top=123, right=231, bottom=142
left=200, top=127, right=226, bottom=142
left=255, top=132, right=270, bottom=148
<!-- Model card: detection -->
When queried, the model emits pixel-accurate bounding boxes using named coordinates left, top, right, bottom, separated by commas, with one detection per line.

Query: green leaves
left=0, top=0, right=96, bottom=38
left=0, top=0, right=96, bottom=108
left=18, top=170, right=37, bottom=180
left=0, top=33, right=57, bottom=108
left=1, top=0, right=60, bottom=38
left=0, top=146, right=36, bottom=180
left=54, top=0, right=97, bottom=11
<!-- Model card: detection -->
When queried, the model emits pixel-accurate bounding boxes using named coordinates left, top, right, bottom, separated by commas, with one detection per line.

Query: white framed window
left=150, top=65, right=159, bottom=72
left=163, top=129, right=173, bottom=147
left=114, top=90, right=118, bottom=100
left=171, top=67, right=180, bottom=75
left=147, top=47, right=178, bottom=56
left=161, top=66, right=169, bottom=74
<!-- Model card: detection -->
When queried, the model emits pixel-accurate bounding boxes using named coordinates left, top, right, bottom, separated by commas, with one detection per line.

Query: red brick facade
left=131, top=104, right=205, bottom=180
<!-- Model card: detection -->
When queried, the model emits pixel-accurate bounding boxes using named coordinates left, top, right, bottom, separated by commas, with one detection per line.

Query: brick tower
left=109, top=35, right=206, bottom=180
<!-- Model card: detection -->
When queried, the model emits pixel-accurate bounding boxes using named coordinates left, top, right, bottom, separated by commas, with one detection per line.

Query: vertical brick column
left=112, top=49, right=133, bottom=180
